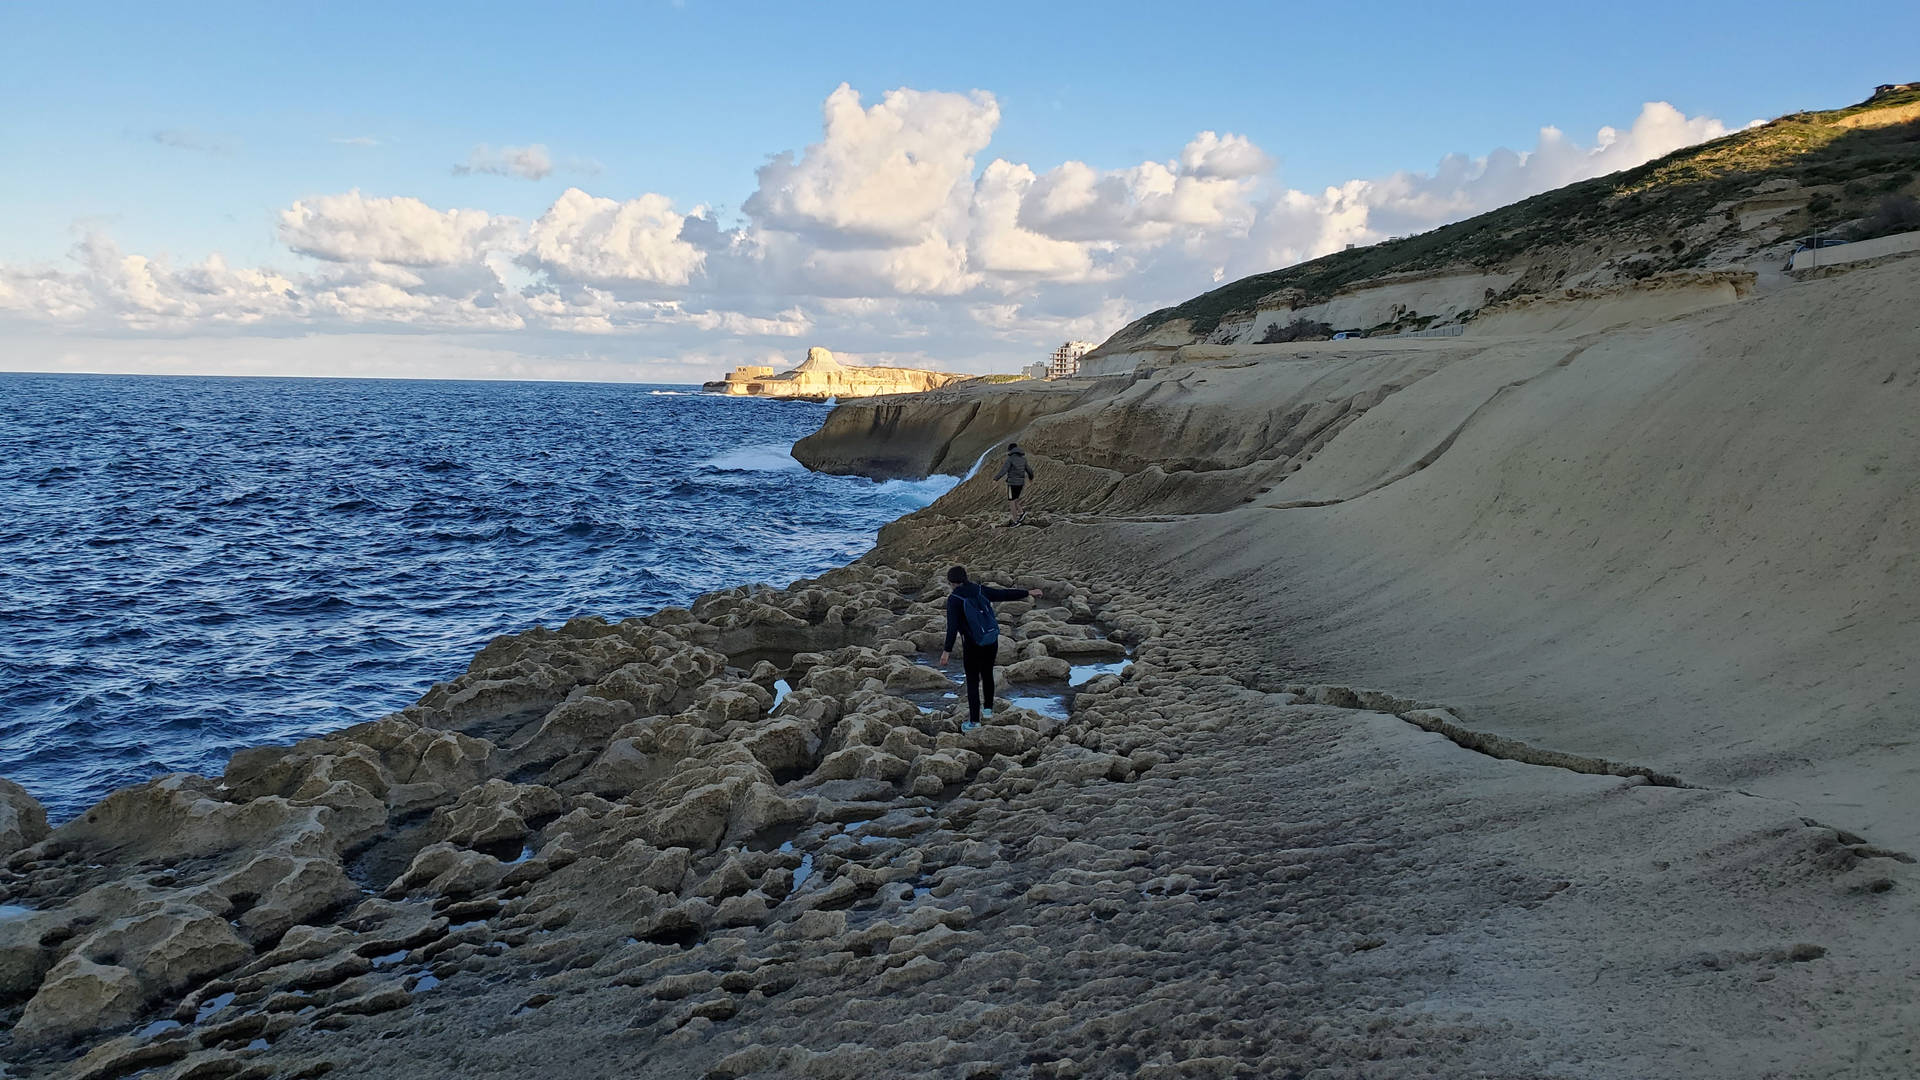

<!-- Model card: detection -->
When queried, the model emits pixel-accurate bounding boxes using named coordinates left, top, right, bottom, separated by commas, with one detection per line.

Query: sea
left=0, top=373, right=955, bottom=821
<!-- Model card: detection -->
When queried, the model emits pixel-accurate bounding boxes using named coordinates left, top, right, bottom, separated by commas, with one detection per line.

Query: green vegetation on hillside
left=1119, top=85, right=1920, bottom=339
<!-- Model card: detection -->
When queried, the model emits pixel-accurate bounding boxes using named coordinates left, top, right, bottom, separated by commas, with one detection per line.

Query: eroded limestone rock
left=1, top=776, right=49, bottom=855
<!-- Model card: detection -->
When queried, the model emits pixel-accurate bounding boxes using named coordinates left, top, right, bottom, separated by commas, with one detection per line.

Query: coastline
left=6, top=260, right=1920, bottom=1075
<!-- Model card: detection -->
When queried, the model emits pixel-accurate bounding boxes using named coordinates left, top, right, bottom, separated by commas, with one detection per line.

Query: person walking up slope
left=992, top=443, right=1036, bottom=525
left=938, top=565, right=1041, bottom=723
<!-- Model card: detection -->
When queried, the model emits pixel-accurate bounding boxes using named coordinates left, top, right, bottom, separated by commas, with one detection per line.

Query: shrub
left=1854, top=194, right=1920, bottom=240
left=1258, top=317, right=1335, bottom=343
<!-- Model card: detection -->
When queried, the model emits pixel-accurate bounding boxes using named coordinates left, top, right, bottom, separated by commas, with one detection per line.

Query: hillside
left=1087, top=82, right=1920, bottom=360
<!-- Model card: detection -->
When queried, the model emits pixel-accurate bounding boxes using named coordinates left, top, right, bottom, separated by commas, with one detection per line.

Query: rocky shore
left=4, top=501, right=1914, bottom=1077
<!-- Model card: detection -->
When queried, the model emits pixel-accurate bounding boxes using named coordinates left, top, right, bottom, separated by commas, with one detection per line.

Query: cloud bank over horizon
left=0, top=85, right=1734, bottom=381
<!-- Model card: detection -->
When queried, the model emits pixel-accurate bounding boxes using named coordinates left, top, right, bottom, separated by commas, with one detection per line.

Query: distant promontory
left=702, top=347, right=968, bottom=400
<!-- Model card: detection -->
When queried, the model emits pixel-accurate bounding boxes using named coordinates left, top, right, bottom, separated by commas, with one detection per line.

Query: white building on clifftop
left=1048, top=341, right=1095, bottom=380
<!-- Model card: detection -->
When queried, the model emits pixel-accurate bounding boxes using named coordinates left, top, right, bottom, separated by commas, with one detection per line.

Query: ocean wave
left=558, top=517, right=644, bottom=541
left=870, top=475, right=962, bottom=508
left=426, top=524, right=528, bottom=544
left=258, top=592, right=355, bottom=615
left=703, top=444, right=803, bottom=473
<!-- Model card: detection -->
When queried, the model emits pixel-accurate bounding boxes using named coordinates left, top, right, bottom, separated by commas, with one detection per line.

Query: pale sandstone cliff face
left=789, top=378, right=1122, bottom=480
left=703, top=347, right=968, bottom=401
left=883, top=256, right=1920, bottom=852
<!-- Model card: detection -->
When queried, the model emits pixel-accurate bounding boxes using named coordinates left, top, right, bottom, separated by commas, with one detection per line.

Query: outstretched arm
left=942, top=594, right=961, bottom=654
left=985, top=586, right=1042, bottom=602
left=991, top=460, right=1008, bottom=480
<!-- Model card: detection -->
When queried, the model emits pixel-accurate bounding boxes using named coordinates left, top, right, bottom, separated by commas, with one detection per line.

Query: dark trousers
left=962, top=640, right=998, bottom=722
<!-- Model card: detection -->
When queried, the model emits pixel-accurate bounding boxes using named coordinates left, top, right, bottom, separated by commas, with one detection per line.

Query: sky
left=2, top=1, right=1916, bottom=384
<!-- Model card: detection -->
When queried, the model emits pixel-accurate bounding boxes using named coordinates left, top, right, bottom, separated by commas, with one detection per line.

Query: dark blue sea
left=0, top=374, right=954, bottom=821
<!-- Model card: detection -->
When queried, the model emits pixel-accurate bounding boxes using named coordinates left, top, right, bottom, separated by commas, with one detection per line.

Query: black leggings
left=963, top=640, right=998, bottom=722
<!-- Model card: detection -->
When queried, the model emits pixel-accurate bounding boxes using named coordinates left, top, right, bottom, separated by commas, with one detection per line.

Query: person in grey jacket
left=991, top=443, right=1035, bottom=525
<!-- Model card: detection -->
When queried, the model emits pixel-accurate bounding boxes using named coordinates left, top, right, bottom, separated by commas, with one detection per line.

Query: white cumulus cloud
left=1179, top=131, right=1273, bottom=180
left=1020, top=131, right=1266, bottom=246
left=2, top=89, right=1741, bottom=380
left=1233, top=101, right=1736, bottom=274
left=967, top=160, right=1097, bottom=279
left=278, top=190, right=512, bottom=267
left=521, top=188, right=708, bottom=287
left=743, top=84, right=999, bottom=246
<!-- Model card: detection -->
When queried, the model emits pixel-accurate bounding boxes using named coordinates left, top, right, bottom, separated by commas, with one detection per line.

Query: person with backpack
left=938, top=565, right=1042, bottom=723
left=992, top=443, right=1036, bottom=526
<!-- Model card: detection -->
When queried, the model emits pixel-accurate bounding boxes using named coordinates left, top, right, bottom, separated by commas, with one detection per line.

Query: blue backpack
left=959, top=586, right=1000, bottom=646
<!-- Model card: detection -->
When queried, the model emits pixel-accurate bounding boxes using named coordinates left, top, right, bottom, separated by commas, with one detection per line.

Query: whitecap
left=872, top=474, right=962, bottom=508
left=704, top=444, right=804, bottom=473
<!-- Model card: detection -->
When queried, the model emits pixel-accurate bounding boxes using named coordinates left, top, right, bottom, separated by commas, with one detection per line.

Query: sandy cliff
left=896, top=256, right=1920, bottom=849
left=702, top=347, right=968, bottom=401
left=790, top=378, right=1122, bottom=480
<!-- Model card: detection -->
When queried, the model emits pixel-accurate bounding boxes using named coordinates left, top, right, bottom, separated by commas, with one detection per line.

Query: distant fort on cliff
left=702, top=347, right=969, bottom=400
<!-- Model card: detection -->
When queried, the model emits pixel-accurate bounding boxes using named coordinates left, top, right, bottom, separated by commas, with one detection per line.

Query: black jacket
left=944, top=582, right=1029, bottom=651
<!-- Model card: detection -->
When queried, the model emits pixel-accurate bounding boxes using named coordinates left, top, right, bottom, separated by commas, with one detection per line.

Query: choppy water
left=0, top=374, right=955, bottom=820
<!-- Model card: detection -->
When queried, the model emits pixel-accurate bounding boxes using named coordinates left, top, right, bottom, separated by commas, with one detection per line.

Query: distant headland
left=702, top=346, right=968, bottom=400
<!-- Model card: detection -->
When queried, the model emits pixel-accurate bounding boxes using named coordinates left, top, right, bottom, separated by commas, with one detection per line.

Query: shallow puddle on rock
left=791, top=853, right=816, bottom=891
left=727, top=647, right=804, bottom=673
left=1069, top=659, right=1129, bottom=685
left=1004, top=694, right=1070, bottom=720
left=409, top=971, right=442, bottom=993
left=136, top=1019, right=183, bottom=1041
left=898, top=627, right=1132, bottom=724
left=194, top=991, right=236, bottom=1023
left=0, top=904, right=35, bottom=921
left=772, top=678, right=792, bottom=707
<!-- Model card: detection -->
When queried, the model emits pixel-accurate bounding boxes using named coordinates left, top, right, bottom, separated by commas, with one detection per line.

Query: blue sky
left=3, top=0, right=1915, bottom=380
